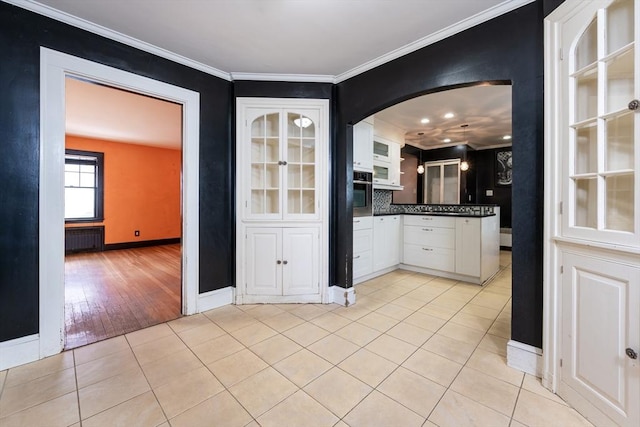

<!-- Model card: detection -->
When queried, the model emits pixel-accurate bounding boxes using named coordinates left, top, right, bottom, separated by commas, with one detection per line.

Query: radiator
left=65, top=226, right=105, bottom=253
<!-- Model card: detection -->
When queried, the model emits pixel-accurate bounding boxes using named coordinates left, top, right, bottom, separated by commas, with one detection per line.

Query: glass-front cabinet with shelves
left=566, top=0, right=639, bottom=245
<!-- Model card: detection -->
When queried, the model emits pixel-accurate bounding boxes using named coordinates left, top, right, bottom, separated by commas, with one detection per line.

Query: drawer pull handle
left=422, top=228, right=433, bottom=232
left=422, top=217, right=433, bottom=221
left=354, top=220, right=360, bottom=223
left=353, top=255, right=361, bottom=259
left=422, top=248, right=433, bottom=251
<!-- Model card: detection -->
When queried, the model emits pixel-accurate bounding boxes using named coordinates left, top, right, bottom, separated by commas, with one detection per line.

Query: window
left=423, top=159, right=461, bottom=204
left=65, top=149, right=104, bottom=222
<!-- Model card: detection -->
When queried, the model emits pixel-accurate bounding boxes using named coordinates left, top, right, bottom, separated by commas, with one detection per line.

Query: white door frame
left=39, top=47, right=200, bottom=358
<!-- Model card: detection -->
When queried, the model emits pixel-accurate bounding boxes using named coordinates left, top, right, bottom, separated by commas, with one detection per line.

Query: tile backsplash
left=373, top=189, right=495, bottom=216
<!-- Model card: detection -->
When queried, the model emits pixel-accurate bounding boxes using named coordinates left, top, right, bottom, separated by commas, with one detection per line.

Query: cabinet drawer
left=403, top=225, right=454, bottom=249
left=354, top=229, right=373, bottom=253
left=353, top=250, right=373, bottom=279
left=403, top=243, right=454, bottom=272
left=403, top=215, right=455, bottom=228
left=353, top=216, right=373, bottom=231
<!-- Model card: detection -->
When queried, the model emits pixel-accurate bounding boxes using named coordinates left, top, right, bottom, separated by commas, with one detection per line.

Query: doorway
left=39, top=48, right=200, bottom=359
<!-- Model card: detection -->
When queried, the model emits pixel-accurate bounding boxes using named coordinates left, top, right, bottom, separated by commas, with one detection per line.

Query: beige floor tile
left=386, top=321, right=433, bottom=346
left=477, top=333, right=508, bottom=357
left=283, top=322, right=330, bottom=347
left=73, top=335, right=131, bottom=366
left=390, top=295, right=428, bottom=311
left=429, top=390, right=510, bottom=427
left=256, top=390, right=339, bottom=427
left=521, top=374, right=568, bottom=406
left=190, top=334, right=245, bottom=365
left=170, top=390, right=252, bottom=427
left=374, top=303, right=414, bottom=320
left=310, top=312, right=352, bottom=332
left=250, top=334, right=303, bottom=365
left=404, top=288, right=443, bottom=303
left=378, top=366, right=445, bottom=418
left=338, top=348, right=397, bottom=387
left=344, top=390, right=425, bottom=427
left=466, top=348, right=524, bottom=386
left=4, top=352, right=74, bottom=388
left=402, top=348, right=462, bottom=387
left=0, top=391, right=79, bottom=427
left=471, top=292, right=511, bottom=310
left=289, top=304, right=327, bottom=321
left=334, top=421, right=349, bottom=427
left=334, top=321, right=381, bottom=346
left=356, top=311, right=399, bottom=332
left=404, top=311, right=448, bottom=332
left=131, top=334, right=188, bottom=366
left=450, top=367, right=519, bottom=416
left=244, top=304, right=286, bottom=320
left=488, top=319, right=511, bottom=339
left=331, top=304, right=371, bottom=321
left=78, top=367, right=150, bottom=419
left=513, top=390, right=593, bottom=427
left=141, top=347, right=204, bottom=388
left=303, top=367, right=372, bottom=418
left=367, top=288, right=403, bottom=302
left=510, top=420, right=527, bottom=427
left=177, top=322, right=226, bottom=348
left=0, top=367, right=76, bottom=418
left=228, top=367, right=298, bottom=417
left=260, top=311, right=305, bottom=332
left=418, top=303, right=459, bottom=320
left=76, top=348, right=139, bottom=389
left=364, top=334, right=418, bottom=364
left=352, top=295, right=386, bottom=311
left=437, top=322, right=486, bottom=346
left=229, top=322, right=278, bottom=347
left=0, top=370, right=5, bottom=394
left=422, top=333, right=476, bottom=365
left=450, top=312, right=495, bottom=332
left=483, top=285, right=512, bottom=296
left=273, top=349, right=332, bottom=387
left=207, top=348, right=268, bottom=387
left=82, top=391, right=165, bottom=427
left=307, top=334, right=360, bottom=364
left=430, top=296, right=467, bottom=311
left=460, top=303, right=501, bottom=320
left=202, top=304, right=244, bottom=318
left=125, top=323, right=174, bottom=348
left=211, top=311, right=261, bottom=333
left=154, top=366, right=224, bottom=419
left=168, top=313, right=212, bottom=333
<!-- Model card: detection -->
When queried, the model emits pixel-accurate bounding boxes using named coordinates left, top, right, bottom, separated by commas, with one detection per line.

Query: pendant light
left=460, top=124, right=470, bottom=172
left=417, top=149, right=424, bottom=174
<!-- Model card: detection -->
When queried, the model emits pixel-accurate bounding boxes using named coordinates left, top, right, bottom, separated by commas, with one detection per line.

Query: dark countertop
left=374, top=212, right=496, bottom=218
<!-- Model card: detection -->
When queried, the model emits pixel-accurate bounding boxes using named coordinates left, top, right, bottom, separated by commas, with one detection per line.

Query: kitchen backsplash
left=373, top=189, right=495, bottom=216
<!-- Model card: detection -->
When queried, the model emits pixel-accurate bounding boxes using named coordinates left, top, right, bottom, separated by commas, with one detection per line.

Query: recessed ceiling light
left=503, top=135, right=512, bottom=140
left=443, top=138, right=451, bottom=143
left=420, top=118, right=430, bottom=124
left=444, top=112, right=455, bottom=119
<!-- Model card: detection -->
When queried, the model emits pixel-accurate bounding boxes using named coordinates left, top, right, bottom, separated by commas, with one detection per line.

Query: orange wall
left=66, top=136, right=181, bottom=244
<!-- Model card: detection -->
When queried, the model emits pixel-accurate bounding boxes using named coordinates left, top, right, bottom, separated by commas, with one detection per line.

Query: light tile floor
left=0, top=252, right=593, bottom=426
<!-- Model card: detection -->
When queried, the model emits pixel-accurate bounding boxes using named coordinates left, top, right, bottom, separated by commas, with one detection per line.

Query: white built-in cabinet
left=373, top=137, right=403, bottom=189
left=353, top=216, right=374, bottom=280
left=546, top=1, right=639, bottom=425
left=236, top=98, right=328, bottom=304
left=353, top=119, right=374, bottom=172
left=373, top=215, right=401, bottom=271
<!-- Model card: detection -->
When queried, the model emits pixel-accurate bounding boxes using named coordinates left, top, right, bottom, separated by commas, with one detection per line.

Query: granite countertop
left=374, top=212, right=495, bottom=218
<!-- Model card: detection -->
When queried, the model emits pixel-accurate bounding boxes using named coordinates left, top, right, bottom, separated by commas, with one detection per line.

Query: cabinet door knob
left=626, top=348, right=638, bottom=359
left=277, top=260, right=282, bottom=264
left=353, top=255, right=361, bottom=259
left=283, top=260, right=288, bottom=265
left=629, top=99, right=640, bottom=111
left=422, top=248, right=433, bottom=251
left=422, top=228, right=433, bottom=231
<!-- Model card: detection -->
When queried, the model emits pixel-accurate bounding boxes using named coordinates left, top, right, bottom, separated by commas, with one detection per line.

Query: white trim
left=330, top=286, right=357, bottom=307
left=399, top=264, right=497, bottom=286
left=197, top=287, right=234, bottom=312
left=507, top=340, right=543, bottom=377
left=6, top=0, right=230, bottom=81
left=334, top=0, right=536, bottom=83
left=39, top=48, right=200, bottom=362
left=230, top=72, right=335, bottom=83
left=0, top=334, right=40, bottom=371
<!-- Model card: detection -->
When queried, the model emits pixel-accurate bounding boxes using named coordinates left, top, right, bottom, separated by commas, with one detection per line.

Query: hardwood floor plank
left=64, top=244, right=182, bottom=350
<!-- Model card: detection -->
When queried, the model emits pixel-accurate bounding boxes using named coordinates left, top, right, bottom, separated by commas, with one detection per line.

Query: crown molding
left=230, top=72, right=335, bottom=83
left=334, top=0, right=536, bottom=83
left=4, top=0, right=232, bottom=81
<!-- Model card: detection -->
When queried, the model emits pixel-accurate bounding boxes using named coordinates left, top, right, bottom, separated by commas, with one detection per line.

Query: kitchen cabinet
left=246, top=227, right=319, bottom=296
left=454, top=216, right=499, bottom=282
left=373, top=215, right=401, bottom=271
left=403, top=215, right=455, bottom=272
left=353, top=216, right=373, bottom=282
left=353, top=120, right=373, bottom=172
left=373, top=137, right=403, bottom=190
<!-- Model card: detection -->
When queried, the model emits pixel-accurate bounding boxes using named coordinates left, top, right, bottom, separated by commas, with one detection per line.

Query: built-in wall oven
left=353, top=171, right=373, bottom=217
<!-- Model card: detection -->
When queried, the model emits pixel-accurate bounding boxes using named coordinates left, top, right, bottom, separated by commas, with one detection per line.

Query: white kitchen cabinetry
left=373, top=215, right=401, bottom=271
left=455, top=216, right=499, bottom=282
left=403, top=215, right=456, bottom=272
left=236, top=98, right=328, bottom=304
left=353, top=216, right=374, bottom=282
left=373, top=137, right=403, bottom=190
left=353, top=120, right=373, bottom=172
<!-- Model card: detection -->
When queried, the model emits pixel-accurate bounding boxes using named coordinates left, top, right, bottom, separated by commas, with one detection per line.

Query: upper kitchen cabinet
left=239, top=101, right=327, bottom=221
left=353, top=117, right=374, bottom=172
left=373, top=136, right=403, bottom=189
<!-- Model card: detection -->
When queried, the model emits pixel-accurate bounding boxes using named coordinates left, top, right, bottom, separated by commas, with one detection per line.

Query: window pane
left=80, top=164, right=95, bottom=173
left=65, top=187, right=95, bottom=218
left=79, top=171, right=95, bottom=188
left=65, top=171, right=79, bottom=187
left=65, top=163, right=79, bottom=172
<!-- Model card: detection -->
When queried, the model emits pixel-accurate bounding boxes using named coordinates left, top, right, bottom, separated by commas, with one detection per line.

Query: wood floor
left=64, top=244, right=182, bottom=350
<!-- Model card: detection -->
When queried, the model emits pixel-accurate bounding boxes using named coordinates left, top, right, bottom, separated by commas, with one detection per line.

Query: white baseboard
left=353, top=265, right=398, bottom=285
left=197, top=287, right=234, bottom=312
left=330, top=286, right=356, bottom=306
left=0, top=334, right=40, bottom=371
left=507, top=339, right=543, bottom=377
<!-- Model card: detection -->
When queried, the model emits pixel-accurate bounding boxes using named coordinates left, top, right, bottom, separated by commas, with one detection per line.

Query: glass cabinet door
left=286, top=112, right=317, bottom=216
left=250, top=112, right=281, bottom=216
left=567, top=0, right=638, bottom=244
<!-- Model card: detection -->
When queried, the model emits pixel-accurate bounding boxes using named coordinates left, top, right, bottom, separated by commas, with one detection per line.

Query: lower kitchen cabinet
left=353, top=216, right=374, bottom=281
left=246, top=227, right=319, bottom=296
left=373, top=215, right=401, bottom=271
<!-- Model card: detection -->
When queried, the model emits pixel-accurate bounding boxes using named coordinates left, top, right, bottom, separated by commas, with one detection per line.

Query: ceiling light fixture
left=417, top=150, right=424, bottom=174
left=293, top=117, right=313, bottom=128
left=503, top=135, right=512, bottom=140
left=460, top=124, right=470, bottom=172
left=460, top=161, right=469, bottom=171
left=420, top=118, right=430, bottom=124
left=443, top=138, right=451, bottom=143
left=444, top=112, right=455, bottom=119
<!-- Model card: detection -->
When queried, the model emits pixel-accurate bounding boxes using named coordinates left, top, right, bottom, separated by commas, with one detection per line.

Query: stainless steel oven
left=353, top=171, right=373, bottom=217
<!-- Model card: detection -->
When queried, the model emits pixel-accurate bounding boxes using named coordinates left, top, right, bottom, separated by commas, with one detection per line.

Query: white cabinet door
left=282, top=228, right=319, bottom=296
left=388, top=216, right=401, bottom=266
left=373, top=216, right=401, bottom=271
left=560, top=252, right=639, bottom=427
left=455, top=217, right=481, bottom=277
left=353, top=121, right=373, bottom=172
left=246, top=228, right=281, bottom=296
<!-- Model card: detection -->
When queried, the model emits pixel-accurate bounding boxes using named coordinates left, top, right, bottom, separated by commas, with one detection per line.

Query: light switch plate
left=486, top=189, right=494, bottom=196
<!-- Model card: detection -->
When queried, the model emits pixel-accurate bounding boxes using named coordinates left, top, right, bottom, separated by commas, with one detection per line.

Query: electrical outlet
left=134, top=230, right=140, bottom=237
left=486, top=189, right=494, bottom=196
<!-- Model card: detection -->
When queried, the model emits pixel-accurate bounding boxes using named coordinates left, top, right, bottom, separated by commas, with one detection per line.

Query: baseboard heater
left=65, top=226, right=105, bottom=254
